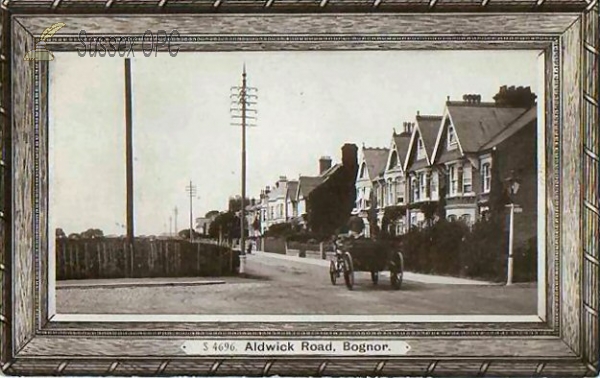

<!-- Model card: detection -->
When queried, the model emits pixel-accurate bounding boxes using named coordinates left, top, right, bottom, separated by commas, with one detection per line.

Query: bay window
left=482, top=162, right=491, bottom=193
left=463, top=164, right=472, bottom=193
left=412, top=177, right=420, bottom=202
left=431, top=172, right=438, bottom=198
left=449, top=165, right=458, bottom=196
left=419, top=173, right=426, bottom=201
left=395, top=178, right=404, bottom=204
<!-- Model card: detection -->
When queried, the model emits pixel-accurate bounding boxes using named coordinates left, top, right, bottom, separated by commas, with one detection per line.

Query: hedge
left=400, top=219, right=537, bottom=283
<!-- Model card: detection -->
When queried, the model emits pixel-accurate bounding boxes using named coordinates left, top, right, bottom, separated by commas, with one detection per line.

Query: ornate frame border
left=1, top=1, right=598, bottom=376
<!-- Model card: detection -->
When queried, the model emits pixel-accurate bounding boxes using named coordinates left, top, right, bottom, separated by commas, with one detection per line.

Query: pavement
left=56, top=250, right=537, bottom=315
left=251, top=250, right=495, bottom=286
left=57, top=277, right=226, bottom=290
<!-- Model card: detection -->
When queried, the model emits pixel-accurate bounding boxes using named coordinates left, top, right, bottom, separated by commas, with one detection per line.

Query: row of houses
left=355, top=86, right=538, bottom=245
left=245, top=85, right=538, bottom=246
left=245, top=144, right=358, bottom=236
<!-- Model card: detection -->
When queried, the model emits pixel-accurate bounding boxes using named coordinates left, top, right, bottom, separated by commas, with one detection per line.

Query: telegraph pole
left=231, top=64, right=257, bottom=273
left=124, top=58, right=135, bottom=249
left=186, top=181, right=197, bottom=242
left=169, top=215, right=172, bottom=236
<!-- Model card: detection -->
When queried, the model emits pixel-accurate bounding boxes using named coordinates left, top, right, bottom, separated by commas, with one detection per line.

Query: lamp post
left=504, top=173, right=521, bottom=286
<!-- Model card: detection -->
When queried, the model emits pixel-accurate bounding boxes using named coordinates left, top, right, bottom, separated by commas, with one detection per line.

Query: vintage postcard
left=1, top=2, right=598, bottom=377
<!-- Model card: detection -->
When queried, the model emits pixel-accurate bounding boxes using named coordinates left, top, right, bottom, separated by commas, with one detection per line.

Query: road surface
left=56, top=252, right=537, bottom=315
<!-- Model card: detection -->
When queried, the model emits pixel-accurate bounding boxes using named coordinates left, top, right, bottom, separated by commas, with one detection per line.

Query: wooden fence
left=56, top=238, right=240, bottom=280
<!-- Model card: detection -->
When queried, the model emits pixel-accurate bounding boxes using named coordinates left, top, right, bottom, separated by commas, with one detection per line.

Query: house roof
left=267, top=182, right=287, bottom=201
left=296, top=163, right=342, bottom=199
left=361, top=148, right=389, bottom=180
left=481, top=106, right=537, bottom=150
left=416, top=115, right=443, bottom=158
left=285, top=180, right=299, bottom=201
left=320, top=163, right=341, bottom=179
left=298, top=176, right=324, bottom=198
left=446, top=102, right=528, bottom=153
left=392, top=132, right=412, bottom=168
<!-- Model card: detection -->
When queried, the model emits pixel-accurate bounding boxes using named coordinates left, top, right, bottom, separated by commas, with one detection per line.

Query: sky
left=49, top=50, right=540, bottom=236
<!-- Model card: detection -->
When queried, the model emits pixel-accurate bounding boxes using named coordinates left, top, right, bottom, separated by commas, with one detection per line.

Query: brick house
left=306, top=144, right=358, bottom=235
left=404, top=113, right=443, bottom=228
left=354, top=146, right=389, bottom=237
left=477, top=106, right=538, bottom=246
left=376, top=123, right=413, bottom=235
left=429, top=88, right=537, bottom=241
left=285, top=180, right=299, bottom=221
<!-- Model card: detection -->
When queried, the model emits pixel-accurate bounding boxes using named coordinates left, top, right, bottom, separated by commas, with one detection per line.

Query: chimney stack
left=462, top=94, right=482, bottom=104
left=319, top=156, right=332, bottom=174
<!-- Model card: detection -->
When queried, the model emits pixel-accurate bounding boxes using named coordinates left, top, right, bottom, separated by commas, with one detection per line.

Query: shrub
left=399, top=218, right=536, bottom=283
left=513, top=236, right=537, bottom=282
left=460, top=219, right=507, bottom=282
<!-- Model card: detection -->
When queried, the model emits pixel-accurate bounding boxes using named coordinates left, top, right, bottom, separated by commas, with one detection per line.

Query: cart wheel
left=390, top=252, right=404, bottom=290
left=371, top=271, right=379, bottom=285
left=343, top=252, right=354, bottom=290
left=329, top=260, right=337, bottom=285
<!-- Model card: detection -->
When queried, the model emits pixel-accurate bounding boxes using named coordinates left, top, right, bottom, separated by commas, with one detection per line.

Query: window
left=447, top=125, right=458, bottom=150
left=457, top=165, right=463, bottom=194
left=448, top=215, right=457, bottom=222
left=395, top=178, right=404, bottom=204
left=425, top=172, right=431, bottom=199
left=460, top=214, right=471, bottom=224
left=388, top=180, right=394, bottom=206
left=463, top=164, right=472, bottom=193
left=417, top=137, right=426, bottom=160
left=449, top=165, right=457, bottom=196
left=412, top=177, right=420, bottom=202
left=419, top=173, right=426, bottom=200
left=359, top=163, right=367, bottom=179
left=431, top=172, right=438, bottom=197
left=389, top=151, right=398, bottom=169
left=482, top=162, right=491, bottom=193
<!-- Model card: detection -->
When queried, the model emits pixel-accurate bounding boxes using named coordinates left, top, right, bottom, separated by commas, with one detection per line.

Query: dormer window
left=447, top=125, right=458, bottom=150
left=417, top=137, right=426, bottom=160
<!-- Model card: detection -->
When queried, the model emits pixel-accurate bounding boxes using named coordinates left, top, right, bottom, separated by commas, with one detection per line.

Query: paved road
left=56, top=252, right=537, bottom=315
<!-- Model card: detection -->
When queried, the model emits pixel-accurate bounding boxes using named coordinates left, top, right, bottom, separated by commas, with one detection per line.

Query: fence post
left=285, top=240, right=288, bottom=255
left=320, top=242, right=325, bottom=260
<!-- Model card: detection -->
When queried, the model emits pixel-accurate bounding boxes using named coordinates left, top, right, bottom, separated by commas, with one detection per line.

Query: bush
left=460, top=219, right=507, bottom=282
left=399, top=218, right=536, bottom=283
left=513, top=236, right=537, bottom=282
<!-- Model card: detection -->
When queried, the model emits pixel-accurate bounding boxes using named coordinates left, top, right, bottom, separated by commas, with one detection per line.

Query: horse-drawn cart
left=329, top=236, right=404, bottom=290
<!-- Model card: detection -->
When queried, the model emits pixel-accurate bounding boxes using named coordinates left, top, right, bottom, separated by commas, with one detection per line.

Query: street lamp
left=504, top=171, right=521, bottom=286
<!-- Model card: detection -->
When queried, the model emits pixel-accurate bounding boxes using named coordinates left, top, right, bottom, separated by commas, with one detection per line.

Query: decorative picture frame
left=1, top=1, right=598, bottom=376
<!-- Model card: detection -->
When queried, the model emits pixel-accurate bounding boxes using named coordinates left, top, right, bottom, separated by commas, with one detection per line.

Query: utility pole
left=186, top=180, right=197, bottom=242
left=169, top=215, right=172, bottom=236
left=231, top=64, right=257, bottom=274
left=124, top=58, right=135, bottom=268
